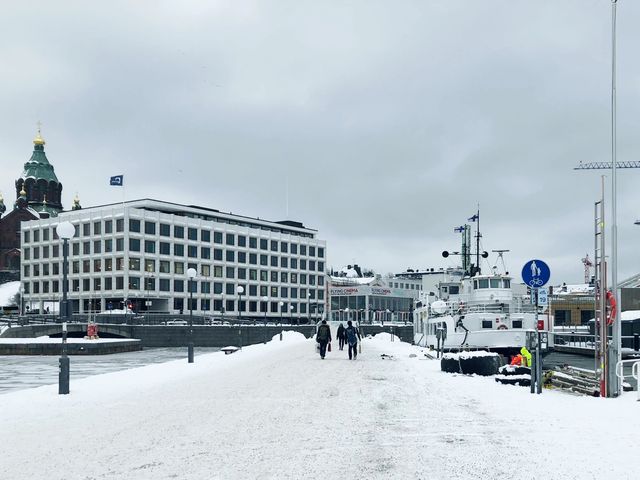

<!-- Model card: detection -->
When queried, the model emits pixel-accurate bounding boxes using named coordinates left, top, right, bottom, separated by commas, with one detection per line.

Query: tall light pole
left=56, top=221, right=75, bottom=395
left=290, top=304, right=295, bottom=324
left=261, top=295, right=269, bottom=343
left=307, top=292, right=312, bottom=325
left=279, top=301, right=284, bottom=325
left=609, top=0, right=621, bottom=398
left=187, top=267, right=197, bottom=363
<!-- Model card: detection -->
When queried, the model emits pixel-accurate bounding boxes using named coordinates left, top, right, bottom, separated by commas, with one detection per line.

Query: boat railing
left=443, top=300, right=535, bottom=316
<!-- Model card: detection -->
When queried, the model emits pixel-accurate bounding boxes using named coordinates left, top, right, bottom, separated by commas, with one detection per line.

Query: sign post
left=522, top=259, right=551, bottom=395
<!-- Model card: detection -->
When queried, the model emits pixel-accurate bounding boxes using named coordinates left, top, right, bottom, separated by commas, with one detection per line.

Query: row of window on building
left=23, top=276, right=325, bottom=299
left=23, top=242, right=325, bottom=270
left=24, top=255, right=326, bottom=284
left=389, top=281, right=421, bottom=290
left=24, top=220, right=324, bottom=256
left=175, top=298, right=320, bottom=314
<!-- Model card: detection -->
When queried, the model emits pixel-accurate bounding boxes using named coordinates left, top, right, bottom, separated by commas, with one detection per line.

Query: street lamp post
left=236, top=285, right=244, bottom=324
left=307, top=292, right=312, bottom=325
left=56, top=221, right=75, bottom=395
left=290, top=304, right=295, bottom=324
left=237, top=286, right=245, bottom=349
left=278, top=301, right=284, bottom=341
left=262, top=295, right=268, bottom=343
left=187, top=268, right=197, bottom=363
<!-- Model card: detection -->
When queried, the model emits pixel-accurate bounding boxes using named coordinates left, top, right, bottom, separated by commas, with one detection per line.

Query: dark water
left=0, top=347, right=219, bottom=394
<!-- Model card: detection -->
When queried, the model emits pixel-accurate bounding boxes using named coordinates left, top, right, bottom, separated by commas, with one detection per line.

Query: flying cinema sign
left=330, top=286, right=393, bottom=296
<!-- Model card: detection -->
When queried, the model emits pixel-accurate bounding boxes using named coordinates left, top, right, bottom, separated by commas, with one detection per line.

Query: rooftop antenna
left=491, top=249, right=510, bottom=275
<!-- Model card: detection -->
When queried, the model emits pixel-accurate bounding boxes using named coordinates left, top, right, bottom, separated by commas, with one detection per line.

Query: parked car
left=166, top=319, right=189, bottom=326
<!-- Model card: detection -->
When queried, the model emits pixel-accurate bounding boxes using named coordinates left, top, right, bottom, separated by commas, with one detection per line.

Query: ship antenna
left=491, top=249, right=510, bottom=275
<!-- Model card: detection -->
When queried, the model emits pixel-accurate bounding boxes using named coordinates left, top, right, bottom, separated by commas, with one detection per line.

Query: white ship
left=413, top=211, right=539, bottom=354
left=414, top=271, right=538, bottom=354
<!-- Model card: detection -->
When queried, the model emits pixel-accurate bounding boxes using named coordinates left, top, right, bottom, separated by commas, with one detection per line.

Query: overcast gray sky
left=1, top=0, right=639, bottom=285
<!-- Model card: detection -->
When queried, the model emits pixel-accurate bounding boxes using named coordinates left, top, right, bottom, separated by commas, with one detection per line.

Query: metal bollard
left=59, top=356, right=70, bottom=395
left=188, top=342, right=194, bottom=363
left=634, top=334, right=639, bottom=352
left=239, top=328, right=243, bottom=350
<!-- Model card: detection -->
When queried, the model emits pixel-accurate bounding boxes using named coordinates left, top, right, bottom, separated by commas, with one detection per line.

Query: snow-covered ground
left=1, top=332, right=639, bottom=480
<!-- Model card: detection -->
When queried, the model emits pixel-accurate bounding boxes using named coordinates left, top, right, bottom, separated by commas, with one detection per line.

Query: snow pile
left=0, top=281, right=20, bottom=306
left=443, top=350, right=501, bottom=360
left=272, top=330, right=307, bottom=343
left=370, top=332, right=402, bottom=343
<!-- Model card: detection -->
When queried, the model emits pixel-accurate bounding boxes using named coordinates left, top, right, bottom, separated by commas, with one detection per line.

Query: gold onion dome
left=20, top=185, right=26, bottom=196
left=33, top=132, right=45, bottom=146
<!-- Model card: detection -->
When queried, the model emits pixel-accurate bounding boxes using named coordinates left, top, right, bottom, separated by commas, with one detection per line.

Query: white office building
left=20, top=199, right=327, bottom=321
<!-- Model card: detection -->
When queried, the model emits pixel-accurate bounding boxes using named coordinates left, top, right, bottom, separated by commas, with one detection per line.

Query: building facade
left=328, top=276, right=415, bottom=324
left=21, top=199, right=326, bottom=321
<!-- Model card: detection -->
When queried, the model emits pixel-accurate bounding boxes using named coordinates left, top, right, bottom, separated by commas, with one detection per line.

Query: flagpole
left=476, top=206, right=480, bottom=275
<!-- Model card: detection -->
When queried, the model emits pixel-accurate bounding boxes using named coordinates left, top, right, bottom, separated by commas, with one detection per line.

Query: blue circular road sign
left=521, top=259, right=551, bottom=288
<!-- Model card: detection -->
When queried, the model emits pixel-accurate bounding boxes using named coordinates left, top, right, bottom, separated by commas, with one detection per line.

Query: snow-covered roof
left=621, top=310, right=640, bottom=321
left=330, top=276, right=380, bottom=286
left=340, top=266, right=360, bottom=278
left=555, top=284, right=593, bottom=295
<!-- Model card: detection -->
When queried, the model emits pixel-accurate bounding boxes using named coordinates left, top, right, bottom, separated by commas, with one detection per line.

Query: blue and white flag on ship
left=110, top=175, right=124, bottom=186
left=468, top=213, right=478, bottom=222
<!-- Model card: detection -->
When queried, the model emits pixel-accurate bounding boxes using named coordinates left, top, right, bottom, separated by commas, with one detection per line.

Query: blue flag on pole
left=110, top=175, right=124, bottom=186
left=468, top=213, right=478, bottom=222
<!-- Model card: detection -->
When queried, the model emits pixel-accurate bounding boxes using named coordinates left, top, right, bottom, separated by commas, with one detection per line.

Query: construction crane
left=581, top=254, right=593, bottom=284
left=574, top=161, right=640, bottom=170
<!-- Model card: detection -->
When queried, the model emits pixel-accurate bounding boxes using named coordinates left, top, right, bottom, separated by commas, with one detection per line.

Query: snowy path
left=1, top=332, right=640, bottom=479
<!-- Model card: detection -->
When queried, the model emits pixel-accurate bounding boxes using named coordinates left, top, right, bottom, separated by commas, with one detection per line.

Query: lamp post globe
left=261, top=296, right=269, bottom=322
left=55, top=220, right=75, bottom=395
left=236, top=285, right=244, bottom=322
left=186, top=268, right=197, bottom=363
left=56, top=221, right=75, bottom=240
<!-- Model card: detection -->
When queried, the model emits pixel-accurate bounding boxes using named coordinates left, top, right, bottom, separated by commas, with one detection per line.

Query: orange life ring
left=497, top=324, right=508, bottom=330
left=606, top=290, right=617, bottom=326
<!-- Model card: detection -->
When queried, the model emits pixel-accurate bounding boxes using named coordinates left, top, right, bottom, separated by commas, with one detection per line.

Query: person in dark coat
left=315, top=320, right=332, bottom=359
left=345, top=320, right=361, bottom=360
left=336, top=323, right=346, bottom=350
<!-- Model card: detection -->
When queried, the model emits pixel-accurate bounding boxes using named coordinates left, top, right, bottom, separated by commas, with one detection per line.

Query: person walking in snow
left=336, top=323, right=346, bottom=350
left=316, top=320, right=332, bottom=359
left=345, top=320, right=361, bottom=360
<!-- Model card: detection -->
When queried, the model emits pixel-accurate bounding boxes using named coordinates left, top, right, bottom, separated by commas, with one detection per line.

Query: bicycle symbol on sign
left=529, top=277, right=545, bottom=287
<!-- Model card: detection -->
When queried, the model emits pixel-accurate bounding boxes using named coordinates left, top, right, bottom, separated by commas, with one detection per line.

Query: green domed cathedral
left=0, top=128, right=79, bottom=279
